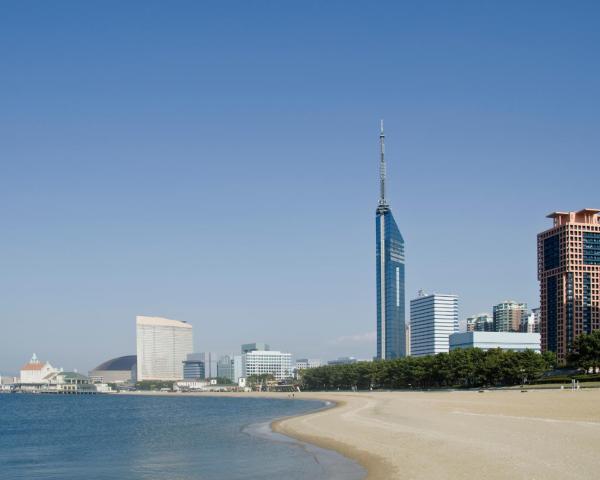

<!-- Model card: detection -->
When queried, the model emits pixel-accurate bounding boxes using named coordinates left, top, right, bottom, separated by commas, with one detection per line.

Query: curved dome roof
left=92, top=355, right=137, bottom=372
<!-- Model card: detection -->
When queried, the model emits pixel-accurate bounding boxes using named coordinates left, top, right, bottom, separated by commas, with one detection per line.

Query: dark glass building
left=375, top=123, right=406, bottom=359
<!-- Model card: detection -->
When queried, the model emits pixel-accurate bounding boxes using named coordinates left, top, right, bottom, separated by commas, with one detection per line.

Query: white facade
left=410, top=292, right=459, bottom=357
left=19, top=354, right=58, bottom=384
left=242, top=350, right=292, bottom=381
left=136, top=316, right=193, bottom=381
left=449, top=331, right=541, bottom=353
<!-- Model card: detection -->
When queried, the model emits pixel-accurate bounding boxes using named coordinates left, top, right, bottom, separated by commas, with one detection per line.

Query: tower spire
left=379, top=120, right=388, bottom=207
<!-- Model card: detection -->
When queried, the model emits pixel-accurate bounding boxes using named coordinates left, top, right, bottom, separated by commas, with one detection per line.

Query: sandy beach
left=122, top=389, right=600, bottom=478
left=271, top=389, right=600, bottom=480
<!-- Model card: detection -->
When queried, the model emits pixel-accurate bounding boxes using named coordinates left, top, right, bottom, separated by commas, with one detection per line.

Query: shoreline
left=117, top=390, right=393, bottom=478
left=271, top=398, right=394, bottom=480
left=115, top=389, right=600, bottom=479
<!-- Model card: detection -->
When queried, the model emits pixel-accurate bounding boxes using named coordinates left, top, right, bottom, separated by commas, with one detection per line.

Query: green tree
left=568, top=331, right=600, bottom=372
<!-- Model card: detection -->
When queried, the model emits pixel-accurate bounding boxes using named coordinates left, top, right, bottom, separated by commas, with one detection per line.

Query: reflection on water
left=0, top=395, right=364, bottom=480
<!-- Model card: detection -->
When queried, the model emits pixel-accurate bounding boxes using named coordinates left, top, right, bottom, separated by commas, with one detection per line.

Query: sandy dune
left=273, top=390, right=600, bottom=479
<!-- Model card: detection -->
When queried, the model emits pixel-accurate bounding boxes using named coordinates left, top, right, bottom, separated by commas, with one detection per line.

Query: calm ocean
left=0, top=394, right=364, bottom=480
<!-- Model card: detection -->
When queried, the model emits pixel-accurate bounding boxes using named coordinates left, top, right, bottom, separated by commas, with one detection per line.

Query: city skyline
left=2, top=2, right=600, bottom=373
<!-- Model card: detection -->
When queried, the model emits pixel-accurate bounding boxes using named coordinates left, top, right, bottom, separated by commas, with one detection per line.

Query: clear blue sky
left=1, top=1, right=599, bottom=374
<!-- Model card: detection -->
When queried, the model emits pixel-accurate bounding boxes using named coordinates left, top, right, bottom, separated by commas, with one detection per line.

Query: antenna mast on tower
left=379, top=120, right=388, bottom=207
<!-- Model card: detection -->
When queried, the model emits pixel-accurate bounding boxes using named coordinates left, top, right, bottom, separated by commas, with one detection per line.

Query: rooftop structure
left=241, top=343, right=270, bottom=354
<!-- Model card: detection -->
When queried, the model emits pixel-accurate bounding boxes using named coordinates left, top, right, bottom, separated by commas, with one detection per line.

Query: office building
left=294, top=358, right=322, bottom=371
left=89, top=355, right=137, bottom=383
left=241, top=343, right=270, bottom=354
left=410, top=292, right=459, bottom=356
left=198, top=352, right=218, bottom=378
left=217, top=355, right=235, bottom=382
left=183, top=353, right=205, bottom=380
left=449, top=332, right=541, bottom=353
left=242, top=350, right=292, bottom=381
left=136, top=316, right=193, bottom=381
left=493, top=301, right=527, bottom=332
left=538, top=209, right=600, bottom=361
left=375, top=122, right=406, bottom=359
left=233, top=355, right=243, bottom=383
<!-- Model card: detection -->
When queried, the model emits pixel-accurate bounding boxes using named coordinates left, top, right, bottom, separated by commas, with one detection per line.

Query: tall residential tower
left=376, top=121, right=406, bottom=359
left=538, top=209, right=600, bottom=362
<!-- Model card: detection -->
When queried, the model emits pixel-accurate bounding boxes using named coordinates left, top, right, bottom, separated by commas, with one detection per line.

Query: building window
left=544, top=235, right=560, bottom=270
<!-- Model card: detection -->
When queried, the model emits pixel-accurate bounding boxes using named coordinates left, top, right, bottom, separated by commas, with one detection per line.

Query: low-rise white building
left=20, top=354, right=58, bottom=384
left=242, top=350, right=292, bottom=381
left=449, top=332, right=541, bottom=353
left=294, top=358, right=322, bottom=370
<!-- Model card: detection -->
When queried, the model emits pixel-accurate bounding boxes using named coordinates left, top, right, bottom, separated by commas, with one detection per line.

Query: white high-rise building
left=410, top=292, right=459, bottom=357
left=242, top=350, right=292, bottom=381
left=136, top=316, right=193, bottom=381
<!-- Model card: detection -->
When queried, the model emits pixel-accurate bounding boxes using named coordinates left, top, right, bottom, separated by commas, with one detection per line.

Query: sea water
left=0, top=394, right=365, bottom=479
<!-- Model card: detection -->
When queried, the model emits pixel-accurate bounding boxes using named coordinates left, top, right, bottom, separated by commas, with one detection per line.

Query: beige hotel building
left=537, top=209, right=600, bottom=362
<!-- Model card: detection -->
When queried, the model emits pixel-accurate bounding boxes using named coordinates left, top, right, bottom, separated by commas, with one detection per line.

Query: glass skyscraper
left=376, top=122, right=406, bottom=359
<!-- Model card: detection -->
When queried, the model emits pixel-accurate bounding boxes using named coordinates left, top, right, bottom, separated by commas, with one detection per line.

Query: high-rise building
left=410, top=292, right=459, bottom=356
left=493, top=302, right=527, bottom=332
left=466, top=317, right=476, bottom=332
left=520, top=309, right=540, bottom=333
left=233, top=355, right=243, bottom=383
left=182, top=353, right=205, bottom=380
left=198, top=352, right=218, bottom=378
left=136, top=316, right=193, bottom=381
left=375, top=121, right=406, bottom=359
left=217, top=355, right=235, bottom=382
left=242, top=350, right=292, bottom=381
left=466, top=313, right=494, bottom=332
left=538, top=209, right=600, bottom=361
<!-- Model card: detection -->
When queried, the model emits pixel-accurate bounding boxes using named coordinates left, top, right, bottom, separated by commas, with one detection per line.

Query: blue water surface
left=0, top=394, right=364, bottom=480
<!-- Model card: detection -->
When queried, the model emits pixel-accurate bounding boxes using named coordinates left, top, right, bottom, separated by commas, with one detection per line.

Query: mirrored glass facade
left=376, top=207, right=405, bottom=359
